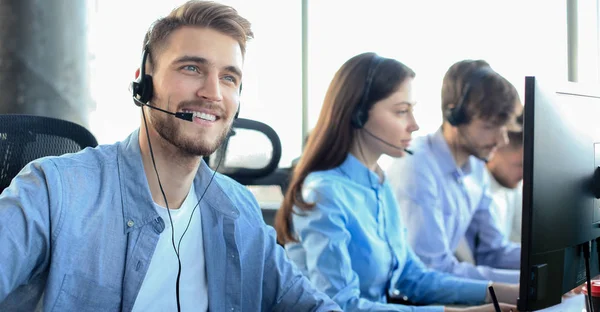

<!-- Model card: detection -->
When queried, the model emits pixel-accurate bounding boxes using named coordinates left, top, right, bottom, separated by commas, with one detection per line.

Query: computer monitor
left=518, top=76, right=600, bottom=311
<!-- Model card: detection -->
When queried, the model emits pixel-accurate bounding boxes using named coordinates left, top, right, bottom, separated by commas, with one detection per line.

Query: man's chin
left=476, top=147, right=497, bottom=160
left=501, top=181, right=521, bottom=189
left=181, top=140, right=222, bottom=157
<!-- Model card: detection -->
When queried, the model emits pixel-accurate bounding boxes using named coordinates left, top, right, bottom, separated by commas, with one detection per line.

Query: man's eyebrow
left=173, top=55, right=242, bottom=79
left=223, top=65, right=242, bottom=80
left=173, top=55, right=209, bottom=65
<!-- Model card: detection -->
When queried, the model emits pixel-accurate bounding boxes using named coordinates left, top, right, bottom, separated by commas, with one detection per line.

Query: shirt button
left=153, top=218, right=164, bottom=233
left=392, top=289, right=400, bottom=296
left=127, top=220, right=134, bottom=227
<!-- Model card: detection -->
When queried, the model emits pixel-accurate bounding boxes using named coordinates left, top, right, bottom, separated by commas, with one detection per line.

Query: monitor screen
left=518, top=76, right=600, bottom=311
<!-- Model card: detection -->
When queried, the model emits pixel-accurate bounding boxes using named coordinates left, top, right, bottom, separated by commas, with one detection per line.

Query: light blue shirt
left=386, top=128, right=521, bottom=284
left=286, top=154, right=489, bottom=312
left=0, top=129, right=340, bottom=312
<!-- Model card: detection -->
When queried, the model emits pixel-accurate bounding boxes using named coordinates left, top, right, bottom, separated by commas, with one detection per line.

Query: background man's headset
left=444, top=65, right=496, bottom=163
left=445, top=66, right=494, bottom=126
left=131, top=43, right=240, bottom=312
left=350, top=54, right=413, bottom=155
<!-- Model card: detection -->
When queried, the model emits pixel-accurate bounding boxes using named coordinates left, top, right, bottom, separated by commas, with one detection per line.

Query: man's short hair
left=143, top=0, right=254, bottom=69
left=441, top=60, right=520, bottom=127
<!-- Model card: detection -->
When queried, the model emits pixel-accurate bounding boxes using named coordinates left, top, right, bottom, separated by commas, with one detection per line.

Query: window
left=568, top=0, right=600, bottom=83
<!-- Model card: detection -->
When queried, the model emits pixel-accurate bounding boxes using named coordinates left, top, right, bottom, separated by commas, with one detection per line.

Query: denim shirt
left=286, top=154, right=488, bottom=312
left=386, top=129, right=520, bottom=284
left=0, top=130, right=339, bottom=312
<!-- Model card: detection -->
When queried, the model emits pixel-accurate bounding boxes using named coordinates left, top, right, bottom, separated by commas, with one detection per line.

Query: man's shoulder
left=20, top=143, right=119, bottom=184
left=44, top=142, right=119, bottom=170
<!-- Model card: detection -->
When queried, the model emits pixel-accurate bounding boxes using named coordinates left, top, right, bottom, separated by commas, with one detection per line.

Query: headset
left=350, top=54, right=413, bottom=155
left=445, top=65, right=497, bottom=163
left=132, top=45, right=241, bottom=119
left=445, top=66, right=494, bottom=126
left=351, top=55, right=384, bottom=129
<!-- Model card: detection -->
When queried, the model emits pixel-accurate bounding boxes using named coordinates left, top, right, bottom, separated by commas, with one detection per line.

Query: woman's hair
left=275, top=52, right=415, bottom=244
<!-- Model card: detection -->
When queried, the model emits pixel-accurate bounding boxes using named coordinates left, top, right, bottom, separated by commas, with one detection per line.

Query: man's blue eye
left=183, top=65, right=198, bottom=72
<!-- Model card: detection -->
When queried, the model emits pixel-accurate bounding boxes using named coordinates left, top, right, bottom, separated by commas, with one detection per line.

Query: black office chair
left=206, top=118, right=290, bottom=225
left=0, top=114, right=98, bottom=193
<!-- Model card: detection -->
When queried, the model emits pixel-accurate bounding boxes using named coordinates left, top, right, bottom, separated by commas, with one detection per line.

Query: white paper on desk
left=536, top=294, right=584, bottom=312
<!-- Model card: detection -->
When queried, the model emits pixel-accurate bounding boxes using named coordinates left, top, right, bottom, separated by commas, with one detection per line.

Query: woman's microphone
left=362, top=128, right=413, bottom=155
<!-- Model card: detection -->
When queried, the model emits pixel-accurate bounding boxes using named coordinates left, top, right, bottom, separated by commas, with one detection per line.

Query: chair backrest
left=205, top=118, right=287, bottom=188
left=205, top=118, right=290, bottom=226
left=0, top=114, right=98, bottom=193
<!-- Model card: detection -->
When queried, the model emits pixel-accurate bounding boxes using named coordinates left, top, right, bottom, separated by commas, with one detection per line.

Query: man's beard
left=458, top=130, right=495, bottom=162
left=465, top=143, right=495, bottom=162
left=149, top=104, right=231, bottom=157
left=493, top=171, right=520, bottom=189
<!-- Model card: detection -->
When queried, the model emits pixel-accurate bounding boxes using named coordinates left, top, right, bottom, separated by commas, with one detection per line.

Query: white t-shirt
left=132, top=183, right=208, bottom=311
left=487, top=172, right=522, bottom=243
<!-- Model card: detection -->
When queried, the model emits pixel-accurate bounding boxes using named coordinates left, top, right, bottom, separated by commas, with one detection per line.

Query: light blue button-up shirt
left=386, top=128, right=521, bottom=284
left=0, top=129, right=340, bottom=312
left=286, top=154, right=489, bottom=312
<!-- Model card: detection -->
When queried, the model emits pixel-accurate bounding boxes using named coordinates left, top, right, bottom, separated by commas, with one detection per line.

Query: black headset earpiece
left=446, top=66, right=494, bottom=126
left=235, top=83, right=242, bottom=119
left=351, top=55, right=384, bottom=129
left=132, top=45, right=154, bottom=106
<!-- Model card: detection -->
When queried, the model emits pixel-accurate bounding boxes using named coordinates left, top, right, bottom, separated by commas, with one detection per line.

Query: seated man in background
left=387, top=59, right=522, bottom=284
left=485, top=117, right=523, bottom=243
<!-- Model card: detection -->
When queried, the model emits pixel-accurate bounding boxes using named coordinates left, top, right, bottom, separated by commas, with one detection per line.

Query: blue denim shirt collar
left=338, top=153, right=382, bottom=190
left=117, top=129, right=239, bottom=234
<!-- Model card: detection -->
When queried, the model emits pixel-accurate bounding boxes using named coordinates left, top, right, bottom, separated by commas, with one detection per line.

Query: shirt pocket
left=52, top=273, right=121, bottom=312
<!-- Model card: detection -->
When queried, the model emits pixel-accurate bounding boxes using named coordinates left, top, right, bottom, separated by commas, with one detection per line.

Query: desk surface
left=536, top=294, right=584, bottom=312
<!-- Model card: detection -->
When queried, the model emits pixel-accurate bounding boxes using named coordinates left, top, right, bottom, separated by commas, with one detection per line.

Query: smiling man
left=0, top=1, right=340, bottom=311
left=386, top=60, right=523, bottom=286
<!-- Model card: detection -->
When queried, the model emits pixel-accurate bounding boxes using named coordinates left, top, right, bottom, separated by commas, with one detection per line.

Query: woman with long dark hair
left=275, top=52, right=518, bottom=312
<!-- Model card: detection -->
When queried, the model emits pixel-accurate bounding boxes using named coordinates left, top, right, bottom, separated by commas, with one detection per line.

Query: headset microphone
left=362, top=127, right=413, bottom=155
left=133, top=97, right=194, bottom=122
left=132, top=45, right=195, bottom=123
